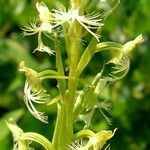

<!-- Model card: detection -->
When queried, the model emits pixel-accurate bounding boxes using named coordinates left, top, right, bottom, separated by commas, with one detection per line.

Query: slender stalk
left=23, top=132, right=55, bottom=150
left=52, top=17, right=83, bottom=150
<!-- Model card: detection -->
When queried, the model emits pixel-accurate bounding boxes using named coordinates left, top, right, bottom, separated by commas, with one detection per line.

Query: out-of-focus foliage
left=0, top=0, right=150, bottom=150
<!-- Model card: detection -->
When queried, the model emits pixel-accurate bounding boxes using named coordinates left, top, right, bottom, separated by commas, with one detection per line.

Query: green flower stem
left=40, top=75, right=75, bottom=80
left=52, top=6, right=84, bottom=148
left=53, top=91, right=74, bottom=150
left=38, top=70, right=57, bottom=77
left=95, top=42, right=123, bottom=53
left=23, top=132, right=55, bottom=150
left=41, top=76, right=91, bottom=88
left=95, top=34, right=144, bottom=54
left=60, top=34, right=80, bottom=150
left=65, top=16, right=84, bottom=142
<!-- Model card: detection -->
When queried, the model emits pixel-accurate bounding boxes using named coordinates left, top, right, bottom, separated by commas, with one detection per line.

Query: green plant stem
left=52, top=1, right=85, bottom=148
left=52, top=19, right=82, bottom=149
left=23, top=132, right=55, bottom=150
left=65, top=17, right=83, bottom=145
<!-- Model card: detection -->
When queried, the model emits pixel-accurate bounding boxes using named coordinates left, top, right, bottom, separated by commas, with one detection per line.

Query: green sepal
left=47, top=95, right=61, bottom=106
left=76, top=28, right=102, bottom=76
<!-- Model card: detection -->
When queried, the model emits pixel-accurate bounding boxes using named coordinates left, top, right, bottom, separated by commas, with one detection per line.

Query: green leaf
left=76, top=28, right=102, bottom=76
left=47, top=95, right=61, bottom=106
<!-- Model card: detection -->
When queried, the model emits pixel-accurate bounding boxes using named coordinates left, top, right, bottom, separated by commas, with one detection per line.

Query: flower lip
left=34, top=42, right=55, bottom=55
left=24, top=81, right=49, bottom=123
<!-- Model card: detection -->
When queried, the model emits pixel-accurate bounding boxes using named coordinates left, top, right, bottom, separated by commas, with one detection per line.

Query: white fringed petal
left=53, top=9, right=102, bottom=41
left=24, top=81, right=49, bottom=123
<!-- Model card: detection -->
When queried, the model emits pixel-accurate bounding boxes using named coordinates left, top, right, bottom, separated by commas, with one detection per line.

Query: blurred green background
left=0, top=0, right=150, bottom=149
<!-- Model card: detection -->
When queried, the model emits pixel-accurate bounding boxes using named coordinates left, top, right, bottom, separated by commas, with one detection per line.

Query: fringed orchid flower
left=19, top=61, right=49, bottom=123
